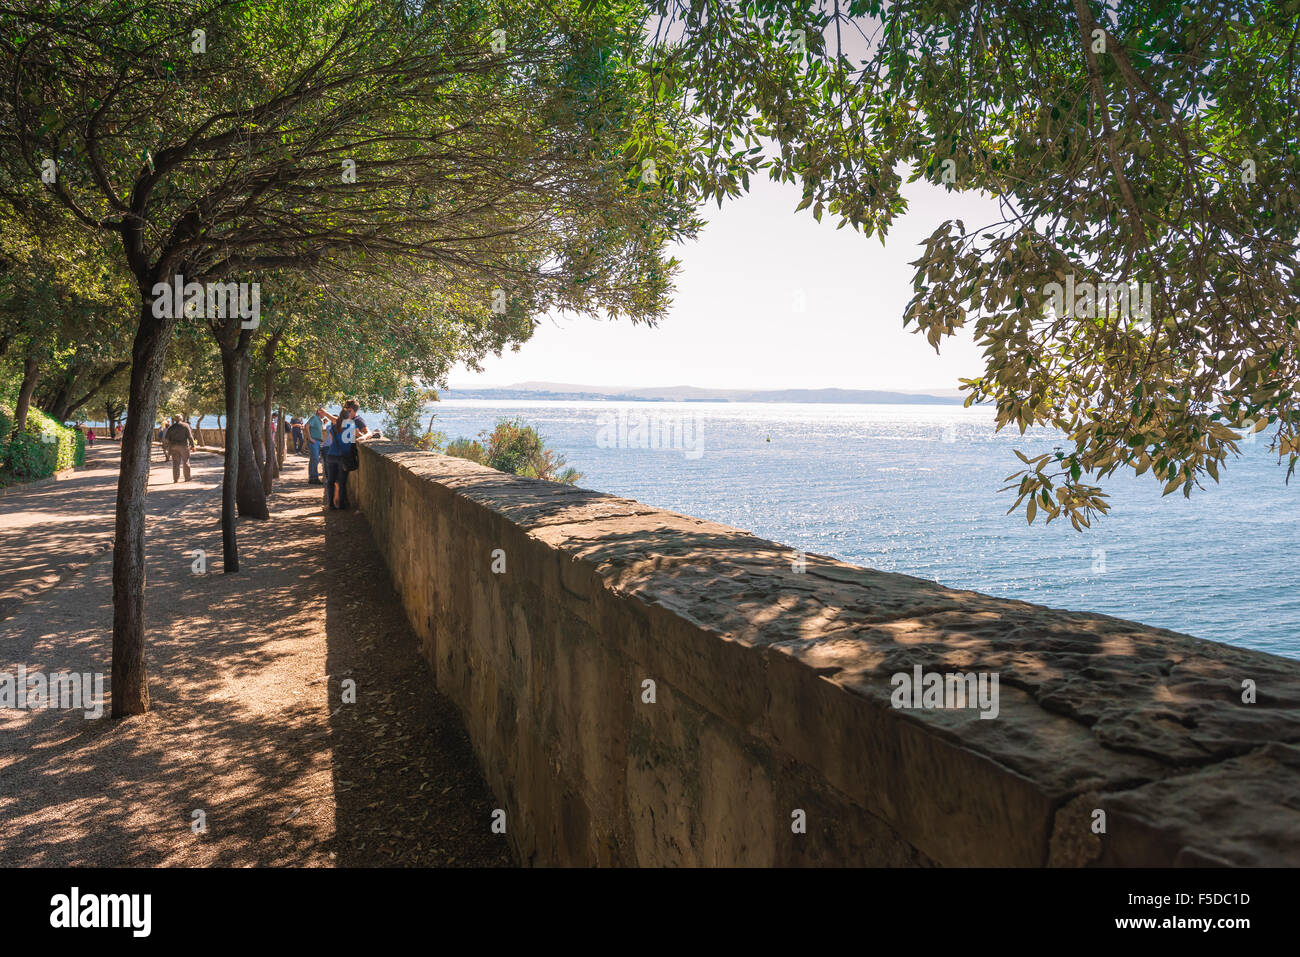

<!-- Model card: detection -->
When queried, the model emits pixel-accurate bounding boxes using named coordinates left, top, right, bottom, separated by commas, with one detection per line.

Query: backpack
left=165, top=423, right=190, bottom=444
left=333, top=419, right=360, bottom=470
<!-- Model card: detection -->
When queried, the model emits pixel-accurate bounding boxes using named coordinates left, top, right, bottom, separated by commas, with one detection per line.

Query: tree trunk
left=236, top=356, right=268, bottom=519
left=218, top=343, right=243, bottom=571
left=248, top=390, right=264, bottom=471
left=261, top=391, right=274, bottom=493
left=41, top=371, right=74, bottom=422
left=12, top=350, right=40, bottom=436
left=276, top=408, right=287, bottom=469
left=260, top=333, right=281, bottom=492
left=210, top=319, right=257, bottom=567
left=45, top=392, right=71, bottom=422
left=111, top=302, right=175, bottom=717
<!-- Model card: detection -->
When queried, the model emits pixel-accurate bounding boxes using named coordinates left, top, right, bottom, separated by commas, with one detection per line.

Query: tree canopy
left=2, top=0, right=1297, bottom=716
left=0, top=0, right=730, bottom=715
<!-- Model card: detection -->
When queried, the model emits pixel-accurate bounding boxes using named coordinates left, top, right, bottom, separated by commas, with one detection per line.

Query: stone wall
left=352, top=441, right=1300, bottom=866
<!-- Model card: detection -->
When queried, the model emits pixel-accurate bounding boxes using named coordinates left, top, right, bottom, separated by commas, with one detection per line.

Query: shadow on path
left=0, top=449, right=510, bottom=867
left=323, top=497, right=512, bottom=866
left=0, top=442, right=223, bottom=620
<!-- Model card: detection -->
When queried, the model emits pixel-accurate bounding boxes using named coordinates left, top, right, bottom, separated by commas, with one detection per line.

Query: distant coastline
left=440, top=382, right=965, bottom=405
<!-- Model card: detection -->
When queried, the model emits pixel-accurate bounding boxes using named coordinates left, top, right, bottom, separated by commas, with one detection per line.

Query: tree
left=0, top=0, right=706, bottom=714
left=385, top=379, right=442, bottom=447
left=652, top=0, right=1300, bottom=527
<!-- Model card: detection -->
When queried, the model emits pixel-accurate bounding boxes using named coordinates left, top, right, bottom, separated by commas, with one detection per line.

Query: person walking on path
left=322, top=406, right=357, bottom=510
left=163, top=415, right=196, bottom=482
left=290, top=416, right=304, bottom=454
left=306, top=408, right=324, bottom=485
left=86, top=428, right=95, bottom=447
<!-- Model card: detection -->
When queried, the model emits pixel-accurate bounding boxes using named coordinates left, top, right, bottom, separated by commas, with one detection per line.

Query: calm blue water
left=383, top=400, right=1298, bottom=660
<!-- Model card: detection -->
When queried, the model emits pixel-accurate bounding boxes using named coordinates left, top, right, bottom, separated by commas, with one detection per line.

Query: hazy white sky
left=449, top=175, right=1004, bottom=393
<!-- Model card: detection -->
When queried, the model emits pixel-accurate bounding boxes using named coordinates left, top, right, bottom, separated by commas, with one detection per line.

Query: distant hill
left=440, top=381, right=965, bottom=404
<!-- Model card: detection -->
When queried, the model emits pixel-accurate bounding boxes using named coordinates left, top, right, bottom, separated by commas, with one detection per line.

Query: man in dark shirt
left=290, top=416, right=304, bottom=453
left=163, top=415, right=196, bottom=482
left=343, top=400, right=370, bottom=439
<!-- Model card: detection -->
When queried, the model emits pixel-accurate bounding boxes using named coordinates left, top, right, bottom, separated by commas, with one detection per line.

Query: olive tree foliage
left=267, top=266, right=538, bottom=407
left=0, top=205, right=134, bottom=428
left=383, top=379, right=442, bottom=447
left=652, top=0, right=1300, bottom=527
left=162, top=320, right=225, bottom=421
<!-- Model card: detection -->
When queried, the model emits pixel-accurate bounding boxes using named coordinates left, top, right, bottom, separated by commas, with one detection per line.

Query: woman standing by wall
left=322, top=406, right=357, bottom=510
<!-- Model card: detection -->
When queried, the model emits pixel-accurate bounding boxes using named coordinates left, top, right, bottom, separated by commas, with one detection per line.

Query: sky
left=448, top=175, right=1004, bottom=395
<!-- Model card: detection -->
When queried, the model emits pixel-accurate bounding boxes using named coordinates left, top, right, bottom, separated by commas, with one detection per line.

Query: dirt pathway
left=0, top=449, right=512, bottom=867
left=0, top=442, right=223, bottom=620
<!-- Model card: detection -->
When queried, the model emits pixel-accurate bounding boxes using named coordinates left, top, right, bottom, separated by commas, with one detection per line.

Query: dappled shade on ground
left=0, top=443, right=221, bottom=620
left=0, top=449, right=510, bottom=866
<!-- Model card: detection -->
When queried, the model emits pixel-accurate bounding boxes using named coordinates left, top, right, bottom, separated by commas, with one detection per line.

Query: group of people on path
left=147, top=401, right=375, bottom=505
left=304, top=400, right=372, bottom=510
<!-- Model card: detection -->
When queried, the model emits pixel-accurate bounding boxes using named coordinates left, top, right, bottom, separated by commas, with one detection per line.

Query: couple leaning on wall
left=314, top=400, right=371, bottom=511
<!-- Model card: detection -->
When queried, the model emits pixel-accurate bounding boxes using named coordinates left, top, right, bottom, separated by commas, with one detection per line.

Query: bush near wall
left=0, top=405, right=86, bottom=484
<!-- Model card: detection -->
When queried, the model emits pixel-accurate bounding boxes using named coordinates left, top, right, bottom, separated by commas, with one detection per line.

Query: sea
left=376, top=399, right=1297, bottom=660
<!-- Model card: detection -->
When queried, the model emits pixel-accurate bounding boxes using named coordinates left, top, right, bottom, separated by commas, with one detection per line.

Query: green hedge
left=0, top=405, right=86, bottom=483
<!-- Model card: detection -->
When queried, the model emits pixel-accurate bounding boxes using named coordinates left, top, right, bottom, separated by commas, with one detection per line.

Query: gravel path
left=0, top=442, right=222, bottom=621
left=0, top=448, right=512, bottom=867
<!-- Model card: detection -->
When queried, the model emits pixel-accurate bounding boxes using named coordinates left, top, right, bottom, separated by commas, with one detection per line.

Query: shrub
left=0, top=405, right=85, bottom=483
left=444, top=437, right=486, bottom=464
left=414, top=429, right=447, bottom=452
left=444, top=418, right=581, bottom=485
